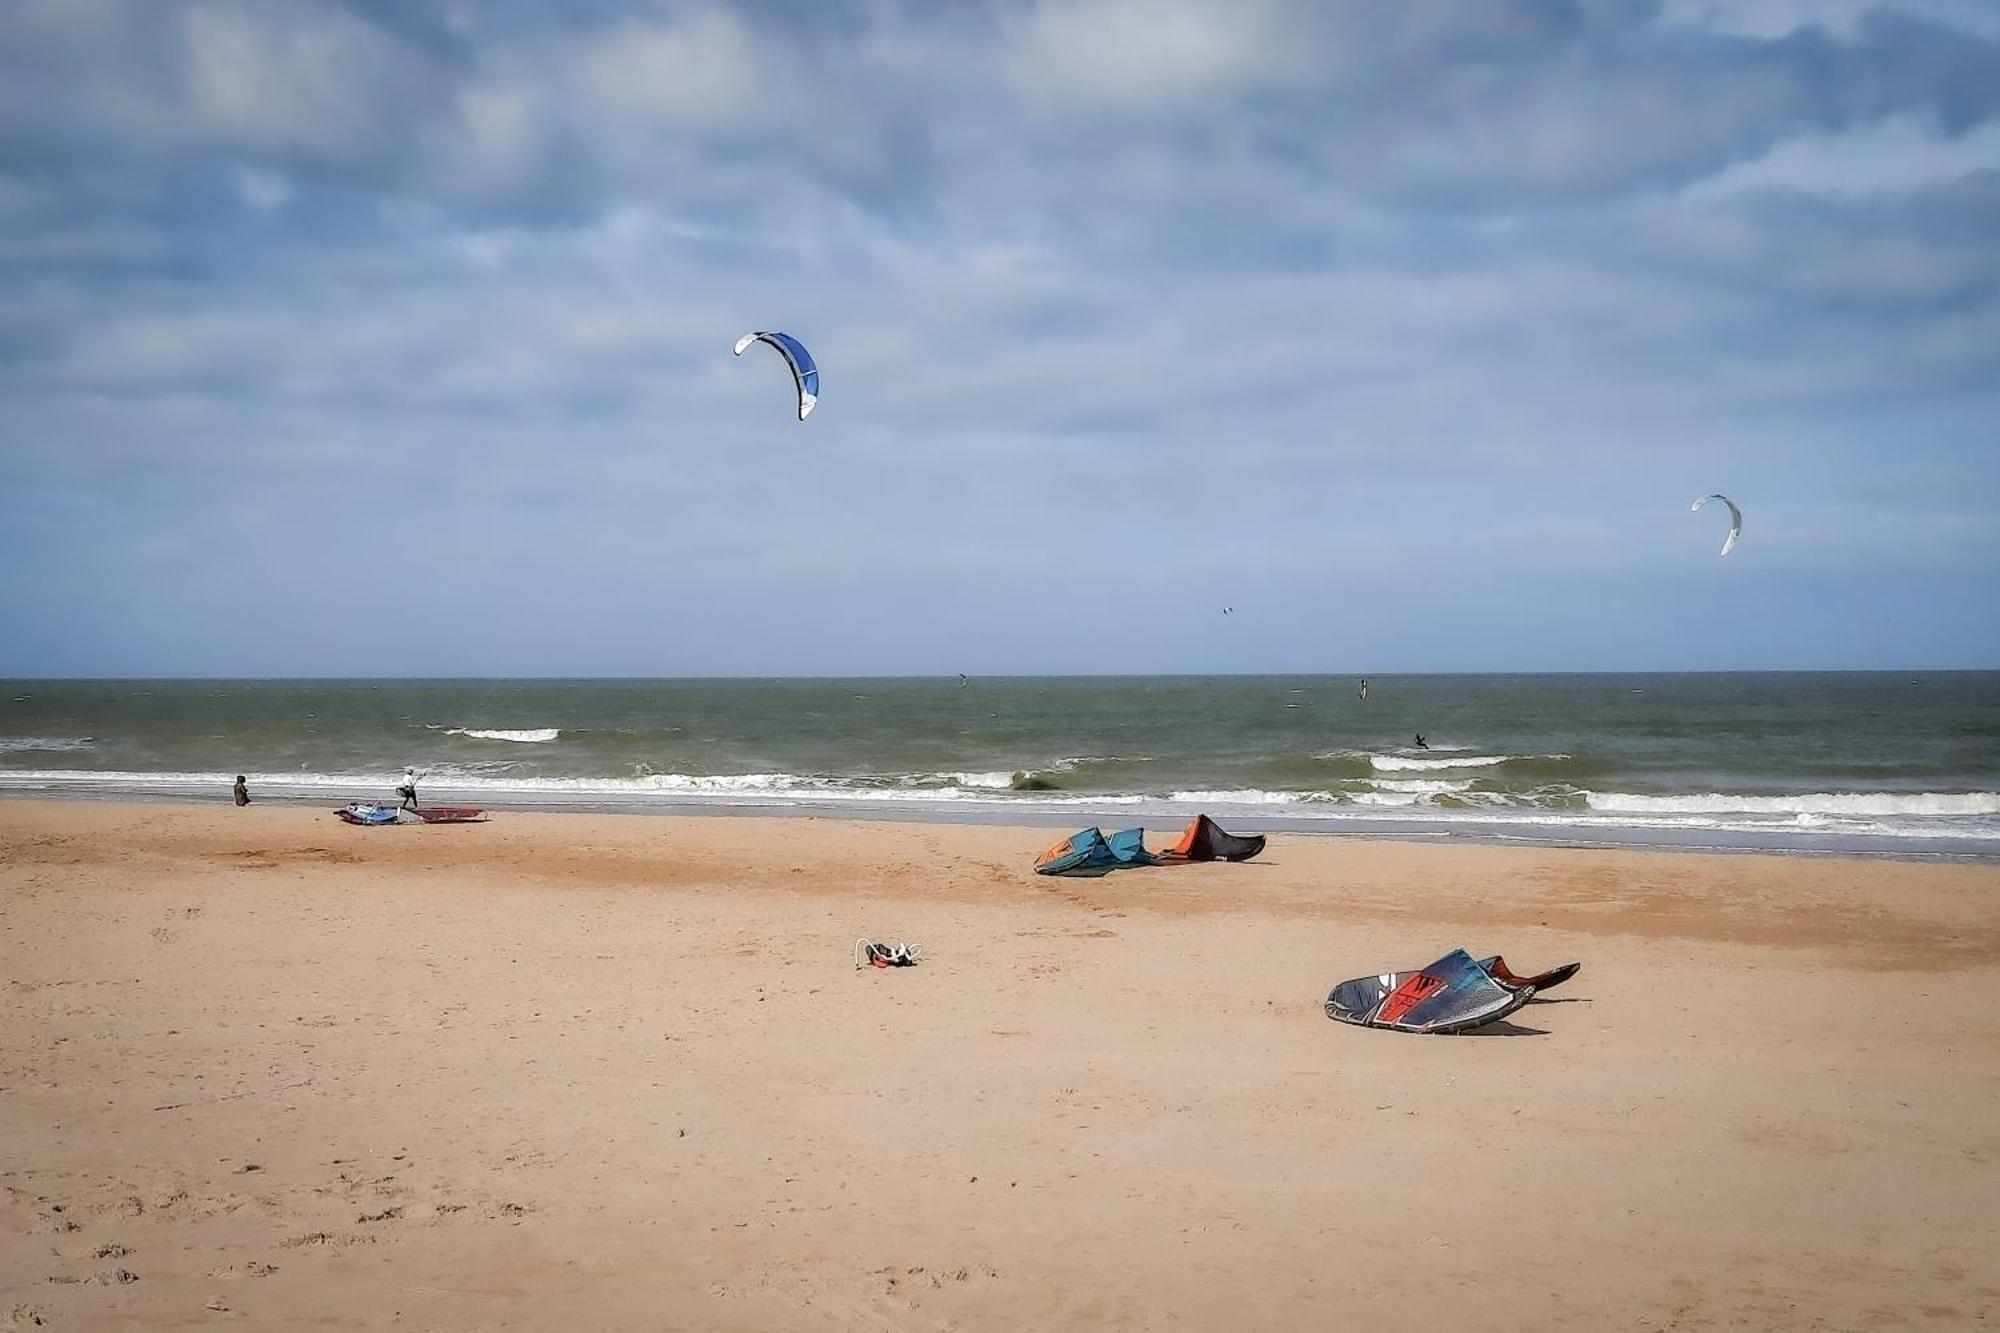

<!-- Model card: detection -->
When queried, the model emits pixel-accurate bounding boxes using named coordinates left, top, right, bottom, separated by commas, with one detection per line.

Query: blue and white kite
left=733, top=331, right=819, bottom=420
left=1691, top=493, right=1742, bottom=556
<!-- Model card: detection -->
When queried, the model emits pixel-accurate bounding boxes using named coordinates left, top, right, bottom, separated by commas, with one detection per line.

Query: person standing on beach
left=233, top=775, right=250, bottom=806
left=396, top=767, right=419, bottom=813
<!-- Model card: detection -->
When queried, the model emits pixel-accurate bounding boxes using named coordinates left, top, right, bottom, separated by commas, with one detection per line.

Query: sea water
left=2, top=674, right=1996, bottom=858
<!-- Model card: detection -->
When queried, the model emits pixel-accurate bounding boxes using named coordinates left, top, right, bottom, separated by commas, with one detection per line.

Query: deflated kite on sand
left=1034, top=815, right=1266, bottom=876
left=1325, top=950, right=1582, bottom=1034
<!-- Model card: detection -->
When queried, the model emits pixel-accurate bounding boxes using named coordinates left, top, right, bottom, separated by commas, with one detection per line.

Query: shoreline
left=2, top=785, right=1995, bottom=864
left=7, top=796, right=2000, bottom=954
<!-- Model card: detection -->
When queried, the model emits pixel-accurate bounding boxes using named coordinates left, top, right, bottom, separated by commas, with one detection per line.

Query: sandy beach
left=3, top=799, right=1997, bottom=1330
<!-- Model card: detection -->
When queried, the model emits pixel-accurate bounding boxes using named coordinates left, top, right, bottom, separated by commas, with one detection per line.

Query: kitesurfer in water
left=396, top=767, right=419, bottom=813
left=1414, top=734, right=1428, bottom=749
left=1357, top=679, right=1368, bottom=700
left=233, top=775, right=250, bottom=806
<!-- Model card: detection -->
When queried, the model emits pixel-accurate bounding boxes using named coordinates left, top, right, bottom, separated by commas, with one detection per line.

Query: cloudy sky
left=2, top=0, right=1996, bottom=676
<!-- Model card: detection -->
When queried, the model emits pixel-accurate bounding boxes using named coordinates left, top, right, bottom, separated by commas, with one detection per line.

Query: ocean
left=3, top=674, right=1997, bottom=858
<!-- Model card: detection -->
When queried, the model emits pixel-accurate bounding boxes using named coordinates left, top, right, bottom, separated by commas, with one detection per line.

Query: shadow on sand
left=1456, top=1019, right=1550, bottom=1037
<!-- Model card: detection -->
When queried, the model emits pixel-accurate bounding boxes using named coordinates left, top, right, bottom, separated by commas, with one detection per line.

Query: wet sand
left=3, top=800, right=1998, bottom=1330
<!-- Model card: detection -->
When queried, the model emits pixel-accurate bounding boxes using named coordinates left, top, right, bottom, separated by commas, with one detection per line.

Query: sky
left=1, top=0, right=1997, bottom=677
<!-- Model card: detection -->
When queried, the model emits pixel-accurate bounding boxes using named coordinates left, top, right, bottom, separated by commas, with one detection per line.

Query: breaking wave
left=1370, top=753, right=1567, bottom=772
left=1364, top=778, right=1474, bottom=795
left=1167, top=788, right=1309, bottom=805
left=0, top=736, right=94, bottom=753
left=930, top=771, right=1017, bottom=790
left=1586, top=791, right=2000, bottom=818
left=441, top=727, right=562, bottom=744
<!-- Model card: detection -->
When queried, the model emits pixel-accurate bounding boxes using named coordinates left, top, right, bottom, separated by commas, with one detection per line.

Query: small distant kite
left=1691, top=493, right=1742, bottom=556
left=1222, top=606, right=1234, bottom=616
left=733, top=331, right=818, bottom=420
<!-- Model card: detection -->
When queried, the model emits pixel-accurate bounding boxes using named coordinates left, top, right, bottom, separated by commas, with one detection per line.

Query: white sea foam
left=0, top=736, right=94, bottom=753
left=1371, top=754, right=1521, bottom=772
left=1346, top=790, right=1432, bottom=807
left=443, top=727, right=561, bottom=743
left=1362, top=778, right=1475, bottom=795
left=928, top=771, right=1018, bottom=790
left=1588, top=791, right=2000, bottom=818
left=1167, top=788, right=1314, bottom=805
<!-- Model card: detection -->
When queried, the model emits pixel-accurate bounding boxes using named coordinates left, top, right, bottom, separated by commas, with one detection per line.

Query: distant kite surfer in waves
left=1357, top=679, right=1368, bottom=700
left=1414, top=734, right=1427, bottom=749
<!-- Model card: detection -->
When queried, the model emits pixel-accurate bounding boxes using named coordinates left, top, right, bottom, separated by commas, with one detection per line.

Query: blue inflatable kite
left=734, top=331, right=819, bottom=420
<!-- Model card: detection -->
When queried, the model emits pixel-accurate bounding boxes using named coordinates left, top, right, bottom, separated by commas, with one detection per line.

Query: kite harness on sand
left=855, top=938, right=923, bottom=969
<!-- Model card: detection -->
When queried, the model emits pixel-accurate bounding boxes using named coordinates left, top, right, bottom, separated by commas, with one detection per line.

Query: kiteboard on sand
left=335, top=803, right=400, bottom=826
left=413, top=806, right=487, bottom=824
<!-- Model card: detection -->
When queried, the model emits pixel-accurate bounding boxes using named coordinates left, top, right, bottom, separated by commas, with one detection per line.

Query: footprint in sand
left=33, top=1203, right=80, bottom=1235
left=206, top=1261, right=278, bottom=1280
left=281, top=1231, right=376, bottom=1250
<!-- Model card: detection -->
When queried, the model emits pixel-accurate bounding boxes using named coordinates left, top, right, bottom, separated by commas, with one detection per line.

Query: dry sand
left=3, top=799, right=1998, bottom=1330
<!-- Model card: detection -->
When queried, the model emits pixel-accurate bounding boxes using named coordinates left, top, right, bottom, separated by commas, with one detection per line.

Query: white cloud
left=1688, top=112, right=2000, bottom=197
left=1004, top=0, right=1282, bottom=105
left=1660, top=0, right=2000, bottom=40
left=180, top=1, right=422, bottom=158
left=576, top=10, right=761, bottom=122
left=233, top=165, right=294, bottom=212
